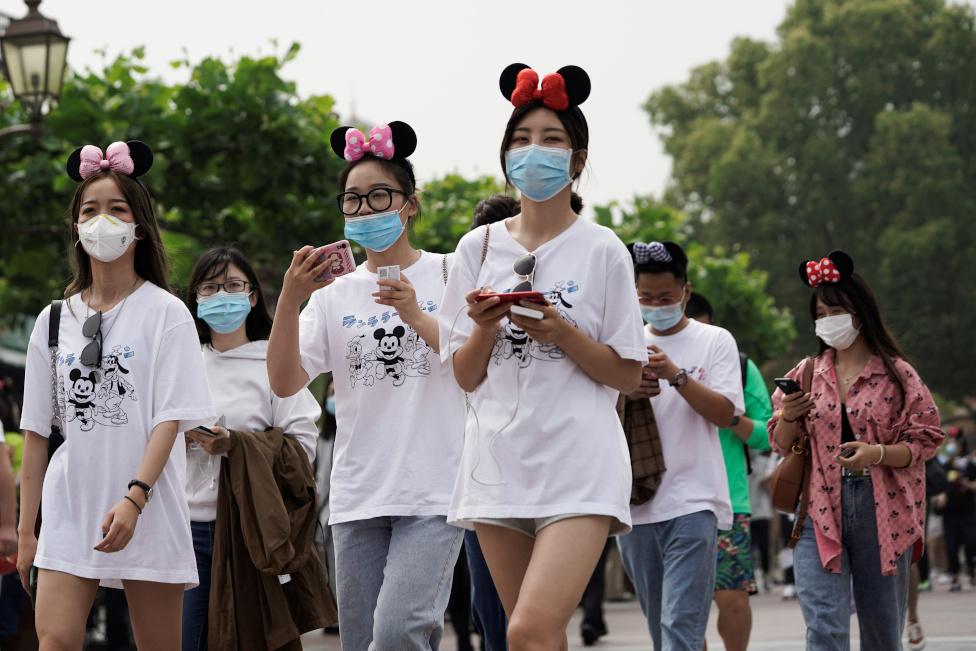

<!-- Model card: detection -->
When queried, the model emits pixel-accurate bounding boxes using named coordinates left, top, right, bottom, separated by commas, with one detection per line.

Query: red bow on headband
left=510, top=69, right=569, bottom=112
left=805, top=258, right=842, bottom=287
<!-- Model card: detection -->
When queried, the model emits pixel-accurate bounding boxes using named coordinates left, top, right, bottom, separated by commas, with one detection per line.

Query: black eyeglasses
left=337, top=188, right=406, bottom=216
left=81, top=311, right=103, bottom=368
left=196, top=280, right=251, bottom=297
left=512, top=253, right=537, bottom=292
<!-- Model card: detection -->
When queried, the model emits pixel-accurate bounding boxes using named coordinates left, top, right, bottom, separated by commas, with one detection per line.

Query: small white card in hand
left=378, top=265, right=400, bottom=283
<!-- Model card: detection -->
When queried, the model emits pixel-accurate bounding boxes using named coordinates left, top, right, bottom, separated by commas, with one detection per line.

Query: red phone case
left=314, top=240, right=357, bottom=282
left=476, top=291, right=547, bottom=304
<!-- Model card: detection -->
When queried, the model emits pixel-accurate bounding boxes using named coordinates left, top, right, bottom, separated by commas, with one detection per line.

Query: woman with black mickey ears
left=439, top=64, right=645, bottom=650
left=267, top=121, right=466, bottom=650
left=768, top=250, right=943, bottom=651
left=17, top=141, right=214, bottom=649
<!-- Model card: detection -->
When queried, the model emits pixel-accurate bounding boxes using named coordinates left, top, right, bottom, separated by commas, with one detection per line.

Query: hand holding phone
left=774, top=377, right=803, bottom=395
left=312, top=241, right=357, bottom=283
left=475, top=291, right=547, bottom=304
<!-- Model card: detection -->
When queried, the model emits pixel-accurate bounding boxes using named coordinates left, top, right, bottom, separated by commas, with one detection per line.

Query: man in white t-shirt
left=617, top=241, right=744, bottom=651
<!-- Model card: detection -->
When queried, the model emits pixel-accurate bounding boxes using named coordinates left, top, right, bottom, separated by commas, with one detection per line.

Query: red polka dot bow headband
left=330, top=121, right=417, bottom=162
left=799, top=250, right=854, bottom=287
left=499, top=63, right=591, bottom=111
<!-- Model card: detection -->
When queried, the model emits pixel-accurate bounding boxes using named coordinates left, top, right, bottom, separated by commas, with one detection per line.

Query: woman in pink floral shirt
left=768, top=251, right=942, bottom=651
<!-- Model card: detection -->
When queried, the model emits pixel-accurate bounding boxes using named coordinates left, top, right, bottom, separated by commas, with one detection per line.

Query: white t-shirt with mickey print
left=439, top=218, right=648, bottom=533
left=298, top=250, right=466, bottom=525
left=20, top=282, right=214, bottom=588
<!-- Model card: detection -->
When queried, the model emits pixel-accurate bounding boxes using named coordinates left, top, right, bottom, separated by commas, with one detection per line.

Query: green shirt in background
left=719, top=358, right=772, bottom=514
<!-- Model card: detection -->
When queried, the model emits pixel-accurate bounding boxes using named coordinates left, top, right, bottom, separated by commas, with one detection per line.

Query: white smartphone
left=511, top=304, right=544, bottom=320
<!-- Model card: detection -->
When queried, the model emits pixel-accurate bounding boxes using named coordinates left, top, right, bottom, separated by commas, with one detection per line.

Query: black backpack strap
left=738, top=351, right=753, bottom=475
left=49, top=300, right=63, bottom=348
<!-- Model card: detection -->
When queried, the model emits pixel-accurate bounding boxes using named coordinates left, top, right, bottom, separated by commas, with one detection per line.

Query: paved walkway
left=302, top=582, right=976, bottom=650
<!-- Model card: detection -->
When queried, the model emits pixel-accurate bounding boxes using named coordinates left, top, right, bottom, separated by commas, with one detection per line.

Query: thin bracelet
left=872, top=444, right=887, bottom=466
left=783, top=415, right=797, bottom=423
left=123, top=495, right=143, bottom=515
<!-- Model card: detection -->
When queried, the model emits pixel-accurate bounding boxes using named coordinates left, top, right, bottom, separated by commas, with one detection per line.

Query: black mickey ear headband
left=499, top=63, right=591, bottom=111
left=66, top=141, right=153, bottom=182
left=329, top=121, right=417, bottom=162
left=799, top=250, right=854, bottom=287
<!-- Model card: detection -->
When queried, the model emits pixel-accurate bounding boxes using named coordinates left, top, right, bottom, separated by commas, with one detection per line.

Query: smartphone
left=510, top=304, right=544, bottom=320
left=774, top=377, right=803, bottom=395
left=475, top=291, right=547, bottom=304
left=312, top=240, right=357, bottom=282
left=838, top=448, right=856, bottom=459
left=29, top=565, right=38, bottom=610
left=193, top=425, right=217, bottom=438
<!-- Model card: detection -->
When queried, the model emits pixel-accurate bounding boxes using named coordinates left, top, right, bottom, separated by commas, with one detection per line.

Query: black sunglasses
left=81, top=311, right=103, bottom=368
left=512, top=254, right=537, bottom=292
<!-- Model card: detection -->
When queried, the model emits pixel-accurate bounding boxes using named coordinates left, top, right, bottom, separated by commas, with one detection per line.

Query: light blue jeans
left=617, top=510, right=718, bottom=651
left=794, top=475, right=910, bottom=651
left=332, top=515, right=463, bottom=651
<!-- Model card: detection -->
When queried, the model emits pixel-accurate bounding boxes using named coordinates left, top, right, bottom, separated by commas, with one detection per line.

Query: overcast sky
left=2, top=0, right=800, bottom=208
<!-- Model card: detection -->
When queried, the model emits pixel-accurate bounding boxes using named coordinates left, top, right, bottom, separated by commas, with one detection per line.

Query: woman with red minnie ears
left=439, top=64, right=645, bottom=650
left=769, top=250, right=942, bottom=651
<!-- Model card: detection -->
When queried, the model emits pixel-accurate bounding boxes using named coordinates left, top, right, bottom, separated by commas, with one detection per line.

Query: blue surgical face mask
left=325, top=396, right=336, bottom=416
left=505, top=144, right=573, bottom=202
left=642, top=302, right=685, bottom=331
left=197, top=290, right=252, bottom=334
left=344, top=206, right=406, bottom=252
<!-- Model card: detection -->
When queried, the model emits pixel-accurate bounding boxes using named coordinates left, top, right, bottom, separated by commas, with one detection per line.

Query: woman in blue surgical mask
left=182, top=247, right=323, bottom=651
left=267, top=121, right=468, bottom=650
left=439, top=64, right=646, bottom=650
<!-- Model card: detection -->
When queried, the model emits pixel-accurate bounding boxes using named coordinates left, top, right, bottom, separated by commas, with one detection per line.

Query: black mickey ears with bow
left=499, top=63, right=591, bottom=110
left=799, top=250, right=855, bottom=287
left=329, top=121, right=417, bottom=162
left=66, top=140, right=154, bottom=182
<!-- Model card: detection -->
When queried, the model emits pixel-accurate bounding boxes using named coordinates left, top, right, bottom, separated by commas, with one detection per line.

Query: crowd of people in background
left=0, top=61, right=971, bottom=651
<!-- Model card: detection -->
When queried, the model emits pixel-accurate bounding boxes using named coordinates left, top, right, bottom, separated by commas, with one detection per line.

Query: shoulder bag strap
left=441, top=254, right=449, bottom=286
left=480, top=224, right=490, bottom=269
left=48, top=300, right=63, bottom=432
left=789, top=356, right=817, bottom=548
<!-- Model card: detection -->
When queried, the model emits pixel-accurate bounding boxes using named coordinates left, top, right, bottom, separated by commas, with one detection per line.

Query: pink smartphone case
left=315, top=240, right=357, bottom=281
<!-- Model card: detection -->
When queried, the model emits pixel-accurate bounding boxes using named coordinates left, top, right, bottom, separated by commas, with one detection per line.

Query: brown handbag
left=769, top=357, right=815, bottom=548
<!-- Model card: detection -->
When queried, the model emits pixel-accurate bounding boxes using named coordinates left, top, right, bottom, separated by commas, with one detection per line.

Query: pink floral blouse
left=768, top=350, right=943, bottom=576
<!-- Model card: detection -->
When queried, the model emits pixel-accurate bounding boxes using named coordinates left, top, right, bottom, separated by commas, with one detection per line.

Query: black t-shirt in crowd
left=944, top=458, right=976, bottom=517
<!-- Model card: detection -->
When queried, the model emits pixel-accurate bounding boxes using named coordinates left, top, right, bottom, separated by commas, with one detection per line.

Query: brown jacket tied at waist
left=617, top=395, right=667, bottom=505
left=209, top=427, right=338, bottom=651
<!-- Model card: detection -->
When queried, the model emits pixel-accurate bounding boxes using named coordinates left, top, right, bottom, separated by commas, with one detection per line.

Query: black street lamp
left=0, top=0, right=70, bottom=139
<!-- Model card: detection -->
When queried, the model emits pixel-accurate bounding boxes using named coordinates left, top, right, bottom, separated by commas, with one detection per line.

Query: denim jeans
left=617, top=510, right=718, bottom=651
left=332, top=515, right=463, bottom=651
left=182, top=520, right=215, bottom=651
left=465, top=530, right=508, bottom=651
left=794, top=476, right=910, bottom=651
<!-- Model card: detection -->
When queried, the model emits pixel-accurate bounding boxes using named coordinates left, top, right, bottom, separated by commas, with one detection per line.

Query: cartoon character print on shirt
left=372, top=326, right=407, bottom=386
left=65, top=368, right=100, bottom=431
left=402, top=329, right=433, bottom=376
left=347, top=335, right=376, bottom=388
left=96, top=346, right=137, bottom=425
left=491, top=279, right=579, bottom=369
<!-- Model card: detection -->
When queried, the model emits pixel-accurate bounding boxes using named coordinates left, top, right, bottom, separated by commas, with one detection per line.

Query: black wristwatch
left=671, top=369, right=689, bottom=388
left=729, top=416, right=741, bottom=428
left=128, top=479, right=153, bottom=503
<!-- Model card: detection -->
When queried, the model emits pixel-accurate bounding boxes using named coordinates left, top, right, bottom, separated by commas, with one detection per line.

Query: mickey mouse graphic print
left=20, top=282, right=214, bottom=587
left=298, top=251, right=465, bottom=525
left=439, top=218, right=647, bottom=534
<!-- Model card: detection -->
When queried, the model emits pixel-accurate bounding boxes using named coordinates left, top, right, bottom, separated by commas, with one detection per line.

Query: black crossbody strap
left=49, top=300, right=62, bottom=348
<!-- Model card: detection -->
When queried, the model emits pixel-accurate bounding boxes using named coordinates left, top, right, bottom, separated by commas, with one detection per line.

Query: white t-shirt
left=20, top=282, right=214, bottom=588
left=439, top=218, right=647, bottom=533
left=186, top=340, right=321, bottom=522
left=629, top=319, right=743, bottom=530
left=298, top=251, right=465, bottom=525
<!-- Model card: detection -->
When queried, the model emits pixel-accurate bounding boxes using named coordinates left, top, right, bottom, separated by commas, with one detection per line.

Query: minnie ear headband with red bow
left=330, top=121, right=417, bottom=163
left=799, top=250, right=854, bottom=287
left=66, top=141, right=154, bottom=182
left=499, top=63, right=591, bottom=112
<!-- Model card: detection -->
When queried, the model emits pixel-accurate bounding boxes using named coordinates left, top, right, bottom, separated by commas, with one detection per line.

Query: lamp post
left=0, top=0, right=70, bottom=139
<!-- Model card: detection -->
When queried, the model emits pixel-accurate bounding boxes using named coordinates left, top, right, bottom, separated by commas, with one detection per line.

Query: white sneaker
left=782, top=584, right=797, bottom=600
left=907, top=622, right=926, bottom=650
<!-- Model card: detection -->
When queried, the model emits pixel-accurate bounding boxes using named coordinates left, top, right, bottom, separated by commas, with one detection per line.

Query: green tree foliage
left=0, top=44, right=344, bottom=323
left=411, top=174, right=510, bottom=253
left=596, top=197, right=795, bottom=362
left=644, top=0, right=976, bottom=398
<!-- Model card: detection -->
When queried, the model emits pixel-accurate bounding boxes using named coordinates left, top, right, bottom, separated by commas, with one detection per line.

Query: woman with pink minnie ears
left=17, top=141, right=214, bottom=649
left=268, top=121, right=465, bottom=650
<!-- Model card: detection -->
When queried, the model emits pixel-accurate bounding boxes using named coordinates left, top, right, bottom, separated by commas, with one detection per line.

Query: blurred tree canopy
left=645, top=0, right=976, bottom=399
left=0, top=43, right=344, bottom=321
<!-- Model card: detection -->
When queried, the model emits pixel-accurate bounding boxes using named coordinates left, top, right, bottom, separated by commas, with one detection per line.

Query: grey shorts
left=468, top=514, right=586, bottom=539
